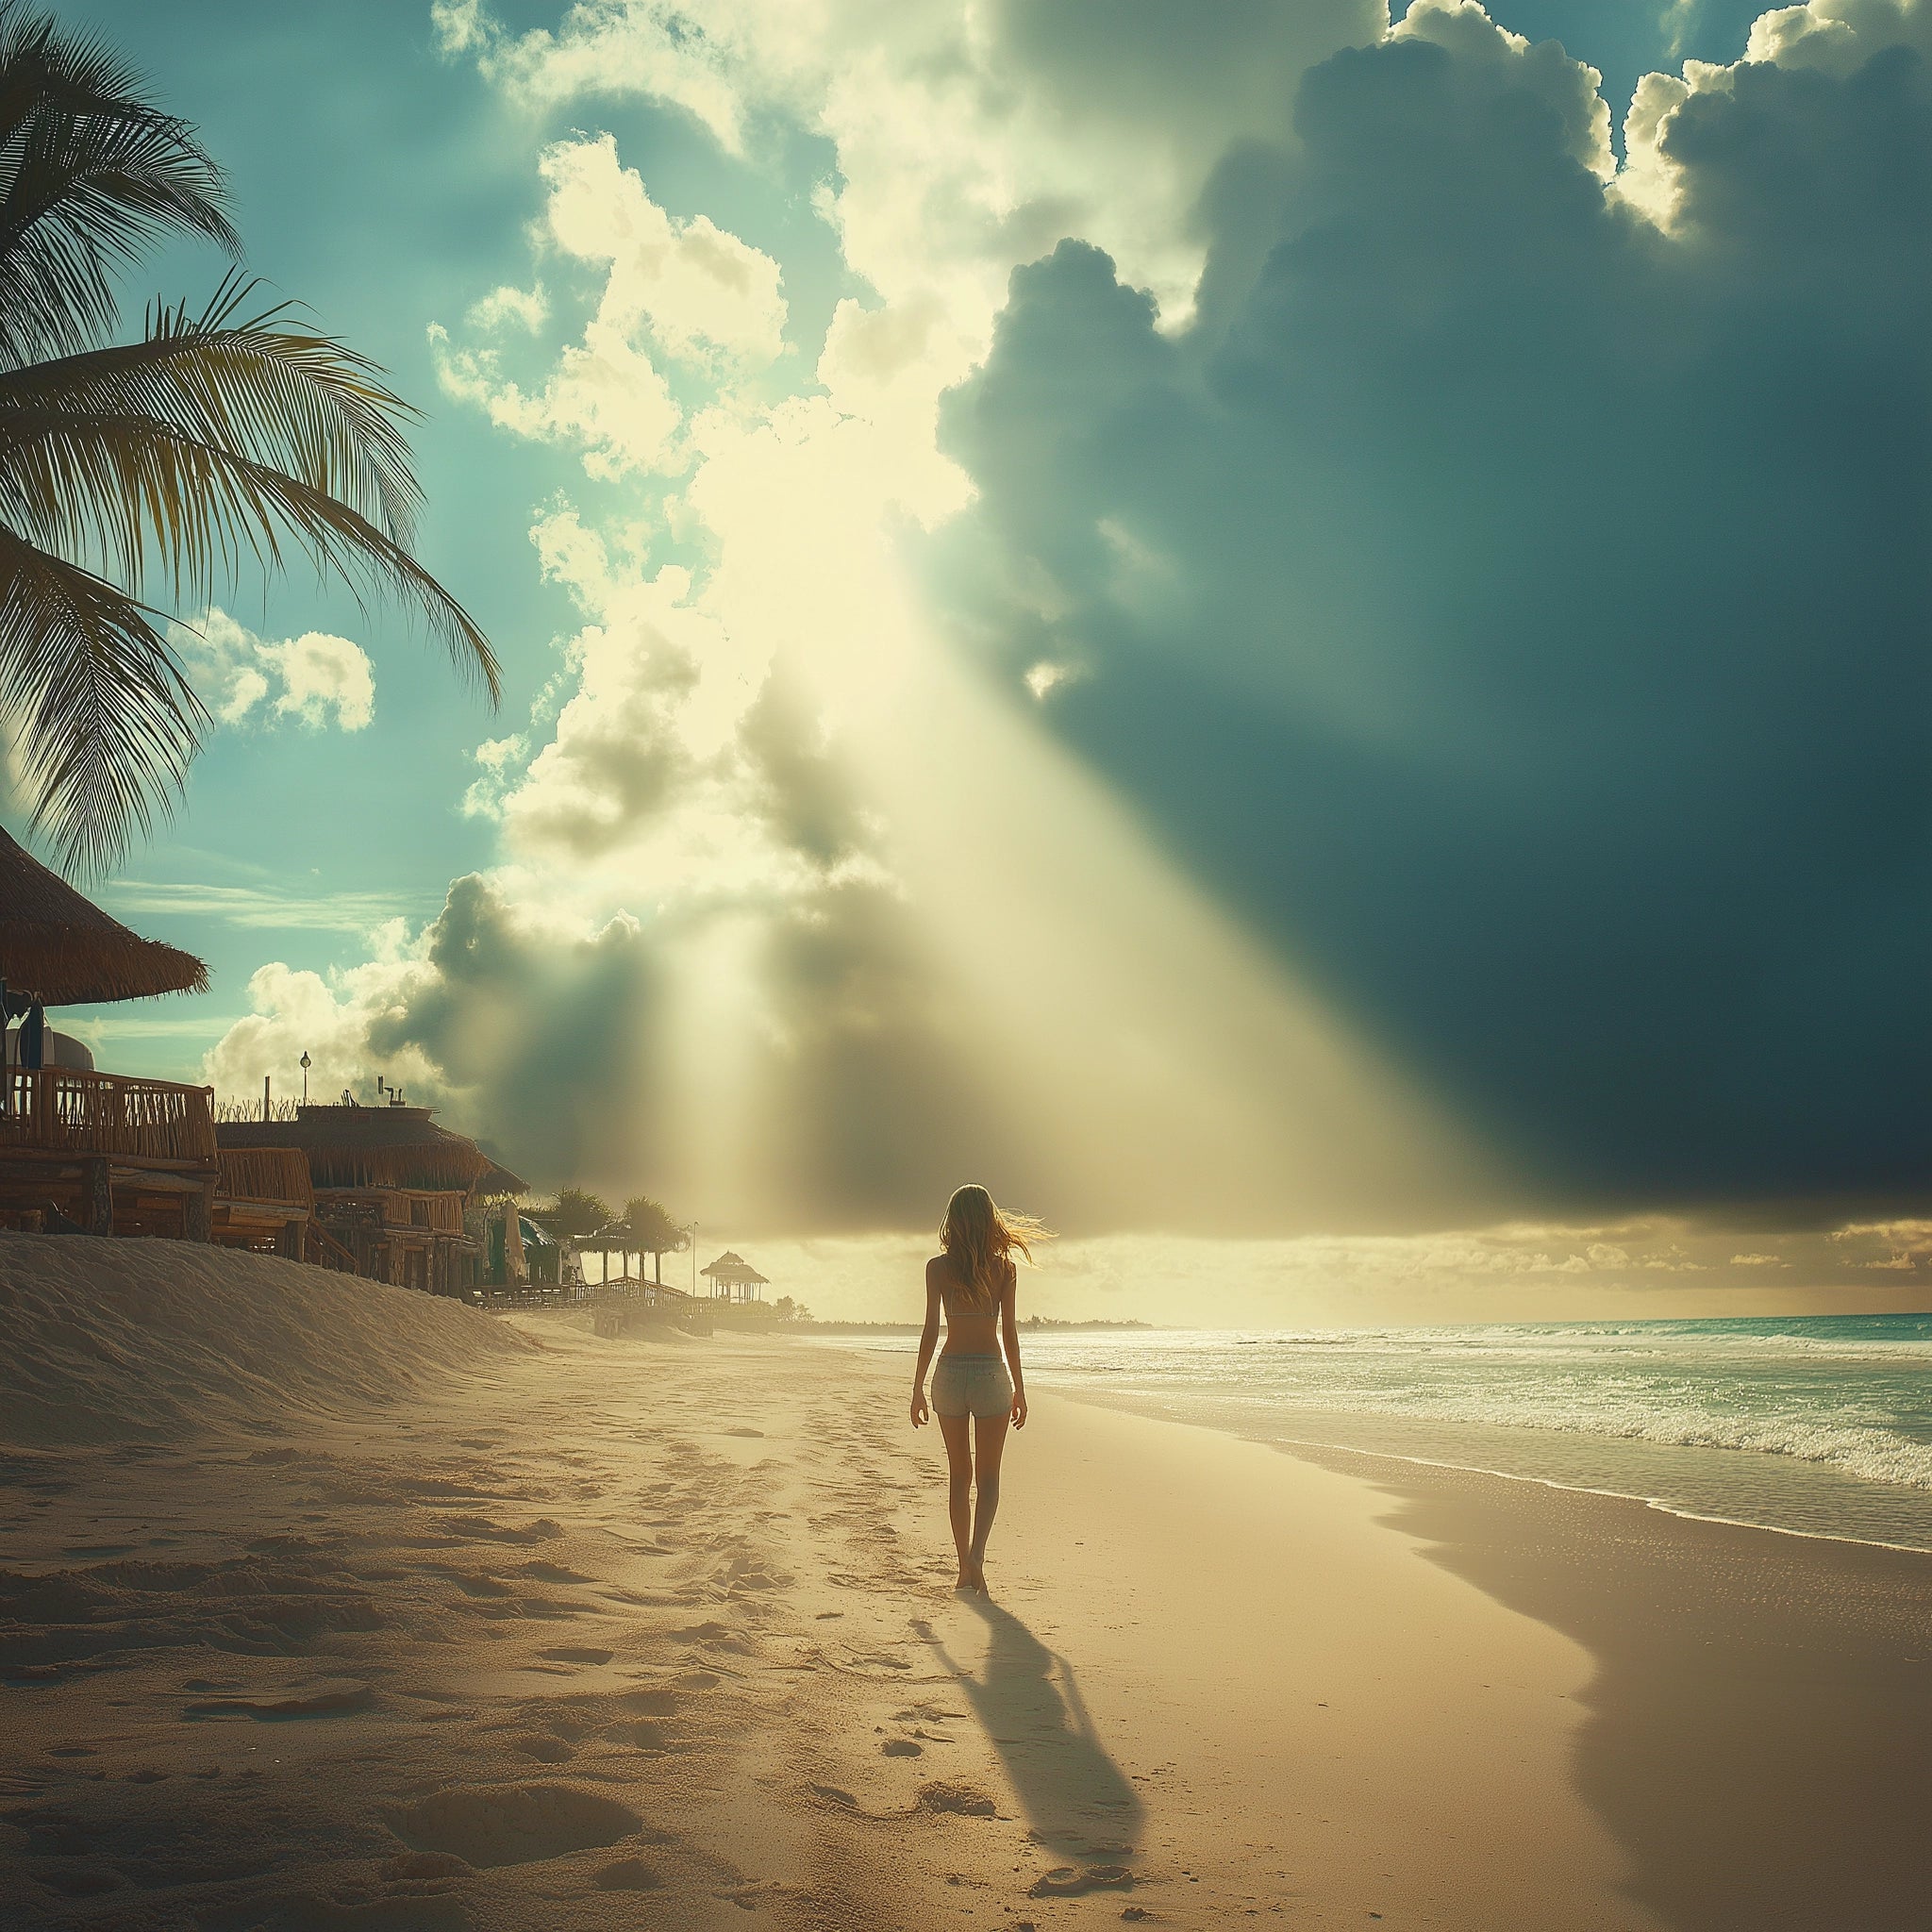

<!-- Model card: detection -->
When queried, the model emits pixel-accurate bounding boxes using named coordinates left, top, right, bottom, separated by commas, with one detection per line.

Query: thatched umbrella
left=0, top=824, right=208, bottom=1007
left=591, top=1218, right=637, bottom=1292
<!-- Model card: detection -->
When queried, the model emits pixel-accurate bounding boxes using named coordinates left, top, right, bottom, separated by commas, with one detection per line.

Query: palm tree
left=624, top=1194, right=688, bottom=1286
left=0, top=3, right=497, bottom=873
left=543, top=1187, right=613, bottom=1241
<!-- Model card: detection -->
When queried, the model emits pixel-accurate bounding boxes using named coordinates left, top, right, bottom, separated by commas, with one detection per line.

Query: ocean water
left=874, top=1316, right=1932, bottom=1552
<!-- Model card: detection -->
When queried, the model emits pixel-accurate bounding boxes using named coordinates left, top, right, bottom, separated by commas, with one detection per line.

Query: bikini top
left=939, top=1253, right=1010, bottom=1319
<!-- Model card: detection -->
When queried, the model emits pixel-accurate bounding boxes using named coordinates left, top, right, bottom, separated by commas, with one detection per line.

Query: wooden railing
left=1, top=1065, right=216, bottom=1162
left=217, top=1146, right=314, bottom=1208
left=392, top=1190, right=466, bottom=1234
left=308, top=1221, right=359, bottom=1273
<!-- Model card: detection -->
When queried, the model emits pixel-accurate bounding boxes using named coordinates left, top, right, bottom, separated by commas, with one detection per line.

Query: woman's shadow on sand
left=913, top=1598, right=1142, bottom=1854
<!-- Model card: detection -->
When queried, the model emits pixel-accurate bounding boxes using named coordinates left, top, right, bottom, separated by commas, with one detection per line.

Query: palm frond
left=0, top=283, right=500, bottom=699
left=0, top=276, right=425, bottom=558
left=0, top=6, right=496, bottom=873
left=0, top=523, right=202, bottom=874
left=0, top=1, right=238, bottom=367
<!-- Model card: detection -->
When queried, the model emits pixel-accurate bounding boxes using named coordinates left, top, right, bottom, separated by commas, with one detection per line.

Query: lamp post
left=689, top=1222, right=699, bottom=1297
left=299, top=1052, right=310, bottom=1105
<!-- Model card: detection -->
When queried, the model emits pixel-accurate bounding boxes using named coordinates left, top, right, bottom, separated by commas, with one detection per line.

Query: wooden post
left=262, top=1074, right=272, bottom=1123
left=276, top=1219, right=303, bottom=1260
left=79, top=1157, right=112, bottom=1235
left=184, top=1176, right=213, bottom=1243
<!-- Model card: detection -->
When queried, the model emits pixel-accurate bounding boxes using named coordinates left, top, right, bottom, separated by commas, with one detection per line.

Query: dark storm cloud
left=932, top=13, right=1932, bottom=1223
left=365, top=874, right=670, bottom=1188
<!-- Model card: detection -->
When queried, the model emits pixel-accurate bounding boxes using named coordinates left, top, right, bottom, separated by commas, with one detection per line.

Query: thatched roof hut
left=701, top=1250, right=769, bottom=1297
left=475, top=1160, right=525, bottom=1198
left=0, top=824, right=208, bottom=1006
left=219, top=1103, right=525, bottom=1196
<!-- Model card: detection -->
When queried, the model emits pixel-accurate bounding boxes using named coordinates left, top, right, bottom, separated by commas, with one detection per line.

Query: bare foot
left=966, top=1558, right=988, bottom=1594
left=954, top=1564, right=975, bottom=1591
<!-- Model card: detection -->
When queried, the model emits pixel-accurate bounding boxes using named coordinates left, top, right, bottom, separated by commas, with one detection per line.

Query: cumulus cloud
left=931, top=0, right=1932, bottom=1224
left=173, top=608, right=375, bottom=732
left=439, top=0, right=1386, bottom=331
left=431, top=0, right=746, bottom=149
left=430, top=316, right=683, bottom=482
left=539, top=134, right=785, bottom=371
left=467, top=281, right=548, bottom=332
left=428, top=134, right=787, bottom=481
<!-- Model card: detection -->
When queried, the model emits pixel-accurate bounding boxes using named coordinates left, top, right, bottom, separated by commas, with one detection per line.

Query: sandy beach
left=4, top=1241, right=1930, bottom=1932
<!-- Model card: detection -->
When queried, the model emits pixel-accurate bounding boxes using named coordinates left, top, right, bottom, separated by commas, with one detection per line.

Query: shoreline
left=1291, top=1438, right=1932, bottom=1932
left=1269, top=1427, right=1932, bottom=1558
left=829, top=1324, right=1932, bottom=1557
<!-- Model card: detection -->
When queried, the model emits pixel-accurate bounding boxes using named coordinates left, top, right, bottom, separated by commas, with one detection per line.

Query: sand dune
left=0, top=1236, right=533, bottom=1446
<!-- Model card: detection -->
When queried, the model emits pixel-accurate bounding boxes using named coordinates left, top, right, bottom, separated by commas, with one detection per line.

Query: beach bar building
left=211, top=1146, right=314, bottom=1257
left=0, top=826, right=218, bottom=1238
left=700, top=1250, right=770, bottom=1302
left=219, top=1101, right=523, bottom=1295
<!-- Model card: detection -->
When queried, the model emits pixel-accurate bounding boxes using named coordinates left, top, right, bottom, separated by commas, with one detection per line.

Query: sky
left=15, top=0, right=1932, bottom=1320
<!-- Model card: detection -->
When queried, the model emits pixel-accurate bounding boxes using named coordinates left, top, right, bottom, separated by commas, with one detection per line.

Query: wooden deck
left=0, top=1066, right=219, bottom=1236
left=2, top=1066, right=216, bottom=1163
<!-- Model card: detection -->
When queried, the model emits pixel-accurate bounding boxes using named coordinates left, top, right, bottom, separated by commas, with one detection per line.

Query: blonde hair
left=939, top=1184, right=1052, bottom=1310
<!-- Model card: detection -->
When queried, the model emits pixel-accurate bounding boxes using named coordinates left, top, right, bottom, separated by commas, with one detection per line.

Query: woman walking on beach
left=910, top=1185, right=1046, bottom=1592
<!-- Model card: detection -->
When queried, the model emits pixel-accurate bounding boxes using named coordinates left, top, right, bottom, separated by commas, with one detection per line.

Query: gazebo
left=700, top=1250, right=769, bottom=1302
left=0, top=825, right=218, bottom=1237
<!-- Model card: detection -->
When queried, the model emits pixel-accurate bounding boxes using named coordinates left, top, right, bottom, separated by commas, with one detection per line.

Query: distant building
left=700, top=1250, right=769, bottom=1302
left=217, top=1101, right=524, bottom=1295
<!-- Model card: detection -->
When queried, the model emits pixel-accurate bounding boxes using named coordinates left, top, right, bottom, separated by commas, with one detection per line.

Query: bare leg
left=968, top=1412, right=1010, bottom=1591
left=938, top=1412, right=974, bottom=1588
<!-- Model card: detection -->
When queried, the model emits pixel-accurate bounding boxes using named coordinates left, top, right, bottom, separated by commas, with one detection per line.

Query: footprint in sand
left=1028, top=1864, right=1136, bottom=1898
left=668, top=1621, right=756, bottom=1656
left=260, top=1893, right=473, bottom=1929
left=514, top=1596, right=591, bottom=1620
left=618, top=1687, right=678, bottom=1715
left=382, top=1852, right=472, bottom=1881
left=388, top=1784, right=641, bottom=1868
left=440, top=1572, right=514, bottom=1598
left=32, top=1862, right=125, bottom=1893
left=513, top=1560, right=593, bottom=1584
left=432, top=1516, right=561, bottom=1545
left=593, top=1857, right=661, bottom=1890
left=918, top=1782, right=998, bottom=1818
left=182, top=1686, right=372, bottom=1721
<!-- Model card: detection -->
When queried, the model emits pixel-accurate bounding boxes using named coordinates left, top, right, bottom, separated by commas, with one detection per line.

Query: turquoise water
left=874, top=1317, right=1932, bottom=1552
